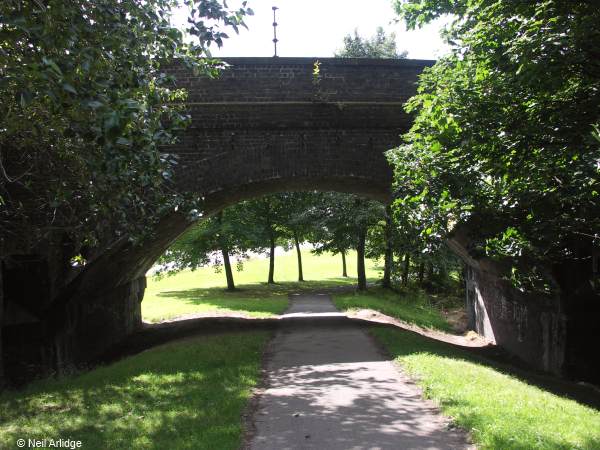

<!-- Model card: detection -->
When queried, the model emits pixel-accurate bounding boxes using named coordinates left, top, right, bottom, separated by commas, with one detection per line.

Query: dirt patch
left=346, top=308, right=489, bottom=348
left=443, top=308, right=469, bottom=334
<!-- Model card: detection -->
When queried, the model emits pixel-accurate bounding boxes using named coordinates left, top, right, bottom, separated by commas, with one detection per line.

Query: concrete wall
left=465, top=267, right=566, bottom=374
left=451, top=224, right=599, bottom=382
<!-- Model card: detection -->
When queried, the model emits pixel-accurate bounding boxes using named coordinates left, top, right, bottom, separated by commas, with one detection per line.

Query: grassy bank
left=333, top=287, right=452, bottom=331
left=0, top=332, right=270, bottom=450
left=143, top=249, right=380, bottom=322
left=372, top=327, right=600, bottom=450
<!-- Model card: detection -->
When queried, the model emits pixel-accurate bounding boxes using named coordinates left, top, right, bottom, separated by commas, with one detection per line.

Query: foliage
left=0, top=332, right=269, bottom=450
left=373, top=327, right=600, bottom=449
left=156, top=191, right=385, bottom=286
left=334, top=22, right=459, bottom=291
left=364, top=192, right=463, bottom=292
left=157, top=193, right=312, bottom=286
left=275, top=192, right=319, bottom=243
left=390, top=0, right=600, bottom=292
left=304, top=192, right=384, bottom=255
left=234, top=196, right=289, bottom=252
left=0, top=0, right=251, bottom=257
left=157, top=208, right=253, bottom=275
left=335, top=26, right=407, bottom=58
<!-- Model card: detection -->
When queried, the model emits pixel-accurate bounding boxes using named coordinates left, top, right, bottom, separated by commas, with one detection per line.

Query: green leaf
left=42, top=57, right=63, bottom=77
left=116, top=137, right=131, bottom=147
left=62, top=83, right=77, bottom=94
left=87, top=100, right=104, bottom=109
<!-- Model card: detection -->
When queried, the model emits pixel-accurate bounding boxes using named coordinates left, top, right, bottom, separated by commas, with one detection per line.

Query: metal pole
left=272, top=6, right=279, bottom=57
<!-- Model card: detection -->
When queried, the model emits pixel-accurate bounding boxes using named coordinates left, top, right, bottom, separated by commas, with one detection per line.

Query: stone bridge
left=1, top=58, right=596, bottom=386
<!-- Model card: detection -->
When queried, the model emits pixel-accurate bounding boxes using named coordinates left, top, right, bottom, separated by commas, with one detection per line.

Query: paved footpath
left=246, top=293, right=472, bottom=450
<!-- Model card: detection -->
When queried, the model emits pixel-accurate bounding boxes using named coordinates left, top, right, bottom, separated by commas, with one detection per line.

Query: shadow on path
left=244, top=293, right=473, bottom=450
left=100, top=291, right=600, bottom=411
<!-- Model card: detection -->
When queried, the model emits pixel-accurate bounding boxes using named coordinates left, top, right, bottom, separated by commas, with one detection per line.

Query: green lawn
left=333, top=287, right=453, bottom=331
left=372, top=327, right=600, bottom=450
left=0, top=332, right=270, bottom=450
left=143, top=249, right=381, bottom=322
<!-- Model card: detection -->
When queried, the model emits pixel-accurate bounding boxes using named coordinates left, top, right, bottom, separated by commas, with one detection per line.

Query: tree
left=334, top=26, right=407, bottom=288
left=233, top=195, right=293, bottom=284
left=391, top=0, right=600, bottom=293
left=306, top=194, right=354, bottom=278
left=157, top=207, right=254, bottom=291
left=382, top=206, right=394, bottom=288
left=159, top=192, right=321, bottom=288
left=0, top=0, right=251, bottom=264
left=306, top=193, right=384, bottom=290
left=335, top=26, right=408, bottom=59
left=276, top=192, right=320, bottom=282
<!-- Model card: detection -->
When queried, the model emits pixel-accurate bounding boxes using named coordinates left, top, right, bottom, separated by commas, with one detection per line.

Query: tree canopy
left=335, top=26, right=407, bottom=59
left=390, top=0, right=600, bottom=292
left=0, top=0, right=251, bottom=259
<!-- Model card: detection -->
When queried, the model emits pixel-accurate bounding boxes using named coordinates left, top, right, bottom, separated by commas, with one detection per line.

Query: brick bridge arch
left=169, top=57, right=432, bottom=209
left=2, top=58, right=431, bottom=383
left=131, top=57, right=433, bottom=302
left=3, top=58, right=586, bottom=386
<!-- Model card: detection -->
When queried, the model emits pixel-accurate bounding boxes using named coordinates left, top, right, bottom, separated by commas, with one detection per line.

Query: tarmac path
left=246, top=293, right=472, bottom=450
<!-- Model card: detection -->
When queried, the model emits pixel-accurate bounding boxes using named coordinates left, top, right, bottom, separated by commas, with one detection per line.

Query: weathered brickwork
left=165, top=57, right=433, bottom=205
left=168, top=57, right=426, bottom=103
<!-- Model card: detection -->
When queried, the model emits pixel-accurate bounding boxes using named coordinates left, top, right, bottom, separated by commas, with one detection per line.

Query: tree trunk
left=402, top=253, right=410, bottom=286
left=418, top=260, right=425, bottom=285
left=382, top=205, right=393, bottom=289
left=294, top=232, right=304, bottom=282
left=459, top=265, right=466, bottom=297
left=268, top=234, right=275, bottom=284
left=357, top=228, right=367, bottom=291
left=217, top=211, right=235, bottom=291
left=221, top=247, right=235, bottom=291
left=341, top=250, right=348, bottom=277
left=438, top=263, right=447, bottom=282
left=427, top=261, right=434, bottom=282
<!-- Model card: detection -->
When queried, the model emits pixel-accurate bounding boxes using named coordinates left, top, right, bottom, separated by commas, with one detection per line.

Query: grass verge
left=143, top=250, right=380, bottom=322
left=333, top=287, right=452, bottom=332
left=372, top=327, right=600, bottom=450
left=0, top=332, right=270, bottom=450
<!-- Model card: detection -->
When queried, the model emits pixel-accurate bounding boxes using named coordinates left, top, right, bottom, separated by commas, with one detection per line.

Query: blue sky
left=174, top=0, right=451, bottom=60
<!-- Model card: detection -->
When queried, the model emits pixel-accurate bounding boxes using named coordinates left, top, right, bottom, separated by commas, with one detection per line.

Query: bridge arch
left=168, top=57, right=431, bottom=206
left=3, top=58, right=427, bottom=383
left=3, top=57, right=587, bottom=385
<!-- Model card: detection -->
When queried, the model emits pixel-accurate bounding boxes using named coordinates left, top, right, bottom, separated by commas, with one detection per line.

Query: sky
left=174, top=0, right=451, bottom=60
